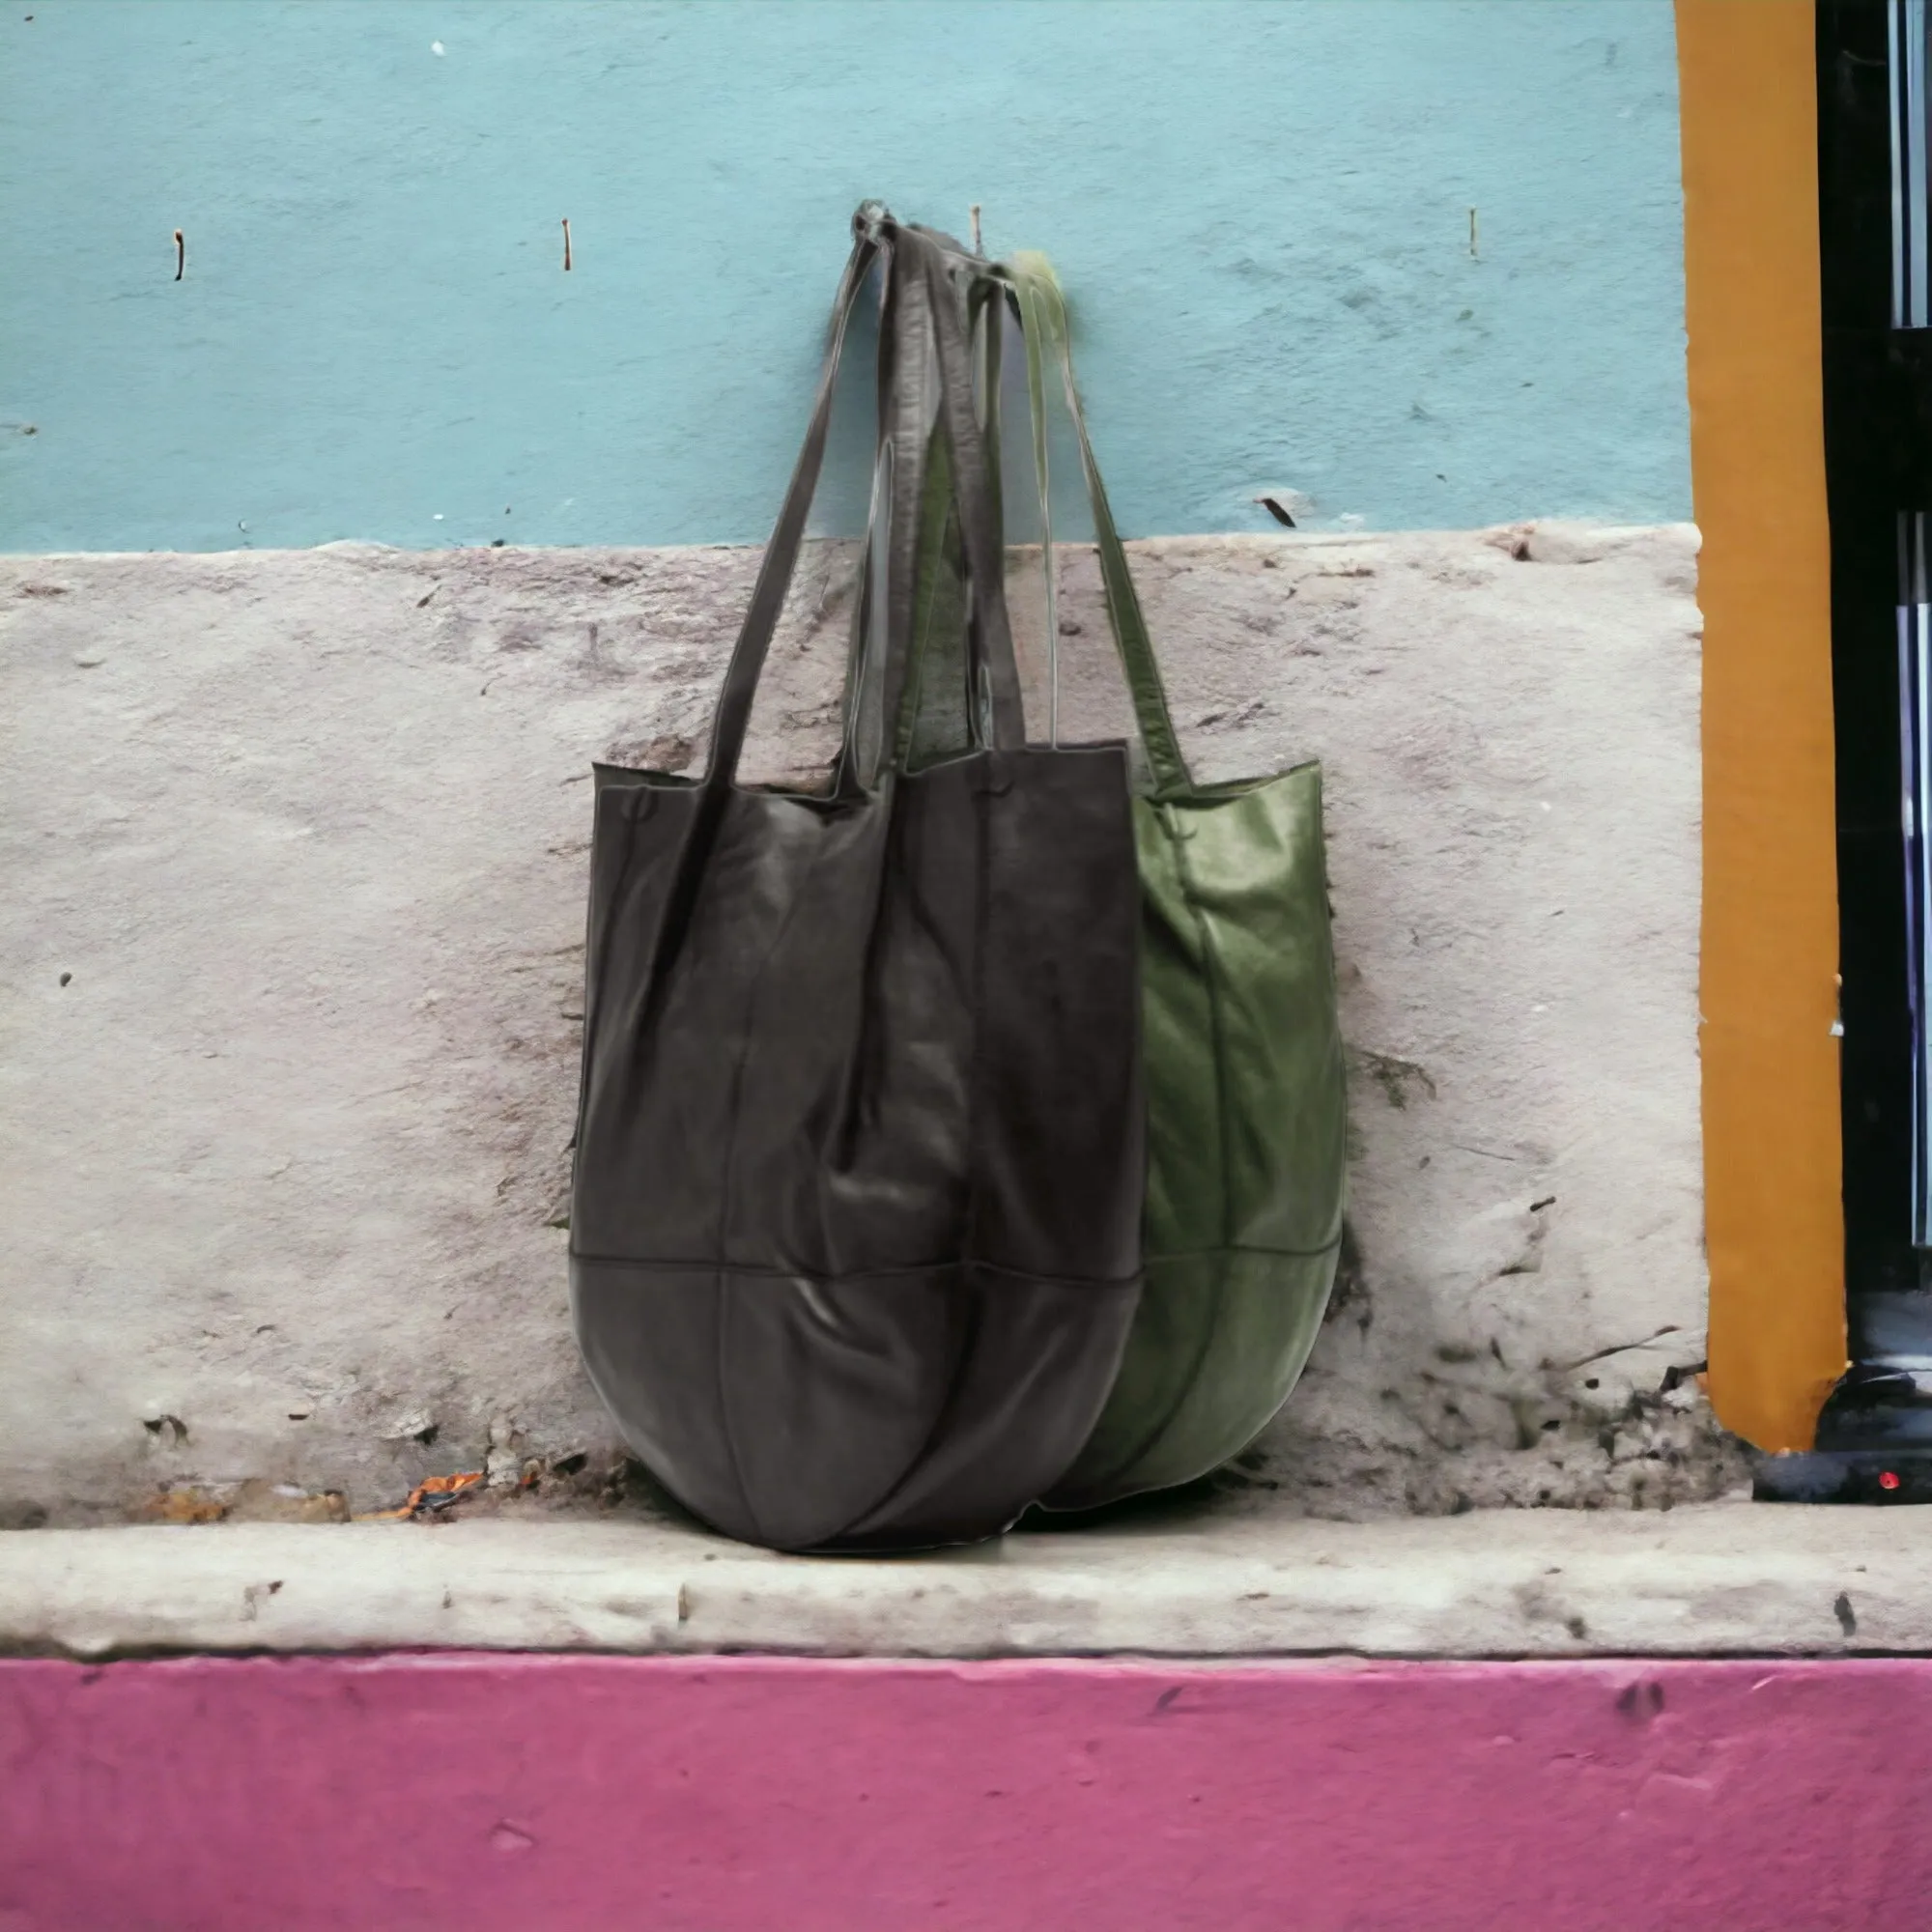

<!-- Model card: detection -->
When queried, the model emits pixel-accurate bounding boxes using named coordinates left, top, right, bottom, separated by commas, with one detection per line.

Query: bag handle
left=996, top=254, right=1193, bottom=799
left=895, top=226, right=1026, bottom=757
left=706, top=212, right=1023, bottom=793
left=885, top=265, right=1033, bottom=773
left=703, top=213, right=885, bottom=791
left=828, top=228, right=1026, bottom=791
left=829, top=212, right=950, bottom=796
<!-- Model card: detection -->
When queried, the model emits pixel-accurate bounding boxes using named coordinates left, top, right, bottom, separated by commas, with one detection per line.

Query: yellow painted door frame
left=1677, top=0, right=1847, bottom=1448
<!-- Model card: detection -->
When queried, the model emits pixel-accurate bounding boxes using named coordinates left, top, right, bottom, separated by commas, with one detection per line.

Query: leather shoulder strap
left=998, top=253, right=1192, bottom=797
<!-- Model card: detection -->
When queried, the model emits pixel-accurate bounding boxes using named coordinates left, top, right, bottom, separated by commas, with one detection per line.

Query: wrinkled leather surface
left=574, top=1261, right=1134, bottom=1552
left=568, top=214, right=1145, bottom=1552
left=1046, top=771, right=1346, bottom=1509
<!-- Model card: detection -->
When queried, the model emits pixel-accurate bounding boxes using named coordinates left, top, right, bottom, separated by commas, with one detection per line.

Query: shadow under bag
left=567, top=213, right=1146, bottom=1552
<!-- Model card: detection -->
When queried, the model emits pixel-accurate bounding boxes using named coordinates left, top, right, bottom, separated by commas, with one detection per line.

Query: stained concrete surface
left=8, top=1501, right=1926, bottom=1661
left=1, top=525, right=1716, bottom=1523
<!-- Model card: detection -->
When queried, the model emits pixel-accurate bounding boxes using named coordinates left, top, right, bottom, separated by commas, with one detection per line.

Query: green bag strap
left=998, top=254, right=1193, bottom=800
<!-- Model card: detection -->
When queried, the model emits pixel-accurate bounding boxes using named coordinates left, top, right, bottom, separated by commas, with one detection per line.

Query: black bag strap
left=996, top=253, right=1193, bottom=798
left=826, top=218, right=932, bottom=798
left=824, top=434, right=895, bottom=801
left=827, top=225, right=1024, bottom=790
left=703, top=212, right=884, bottom=791
left=890, top=226, right=1025, bottom=760
left=865, top=227, right=973, bottom=782
left=705, top=211, right=1023, bottom=793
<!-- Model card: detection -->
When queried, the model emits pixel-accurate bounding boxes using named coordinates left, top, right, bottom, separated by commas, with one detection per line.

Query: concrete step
left=6, top=1498, right=1927, bottom=1661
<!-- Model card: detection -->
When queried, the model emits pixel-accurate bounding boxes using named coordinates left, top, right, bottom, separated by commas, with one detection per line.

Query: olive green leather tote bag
left=998, top=256, right=1349, bottom=1510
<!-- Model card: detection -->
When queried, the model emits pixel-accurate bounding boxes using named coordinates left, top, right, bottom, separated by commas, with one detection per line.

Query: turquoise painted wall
left=0, top=0, right=1688, bottom=553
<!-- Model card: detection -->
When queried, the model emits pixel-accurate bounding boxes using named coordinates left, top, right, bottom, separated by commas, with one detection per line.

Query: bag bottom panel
left=1041, top=1245, right=1341, bottom=1514
left=571, top=1258, right=1140, bottom=1552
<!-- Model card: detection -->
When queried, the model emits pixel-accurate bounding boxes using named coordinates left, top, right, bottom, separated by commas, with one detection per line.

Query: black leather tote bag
left=569, top=212, right=1145, bottom=1552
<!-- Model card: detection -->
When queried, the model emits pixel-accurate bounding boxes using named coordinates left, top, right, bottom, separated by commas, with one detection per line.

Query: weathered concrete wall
left=0, top=525, right=1719, bottom=1523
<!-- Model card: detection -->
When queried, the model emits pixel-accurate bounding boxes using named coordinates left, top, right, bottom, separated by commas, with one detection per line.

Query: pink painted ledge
left=4, top=1652, right=1929, bottom=1932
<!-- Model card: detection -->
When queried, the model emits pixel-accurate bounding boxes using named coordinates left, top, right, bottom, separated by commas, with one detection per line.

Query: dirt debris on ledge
left=1222, top=1379, right=1752, bottom=1522
left=26, top=1387, right=1747, bottom=1539
left=84, top=1454, right=696, bottom=1536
